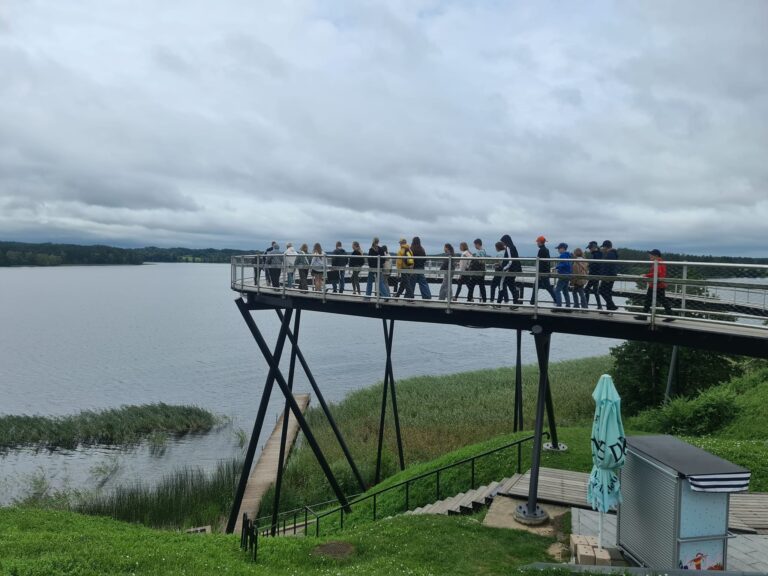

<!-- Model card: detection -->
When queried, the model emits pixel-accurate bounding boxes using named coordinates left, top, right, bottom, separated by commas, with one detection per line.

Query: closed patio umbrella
left=587, top=374, right=626, bottom=548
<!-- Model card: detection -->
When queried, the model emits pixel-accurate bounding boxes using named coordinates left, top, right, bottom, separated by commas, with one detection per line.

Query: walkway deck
left=501, top=467, right=767, bottom=534
left=234, top=393, right=310, bottom=534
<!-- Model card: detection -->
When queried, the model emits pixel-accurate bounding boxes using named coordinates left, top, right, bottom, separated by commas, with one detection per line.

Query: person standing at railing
left=410, top=236, right=432, bottom=299
left=310, top=243, right=325, bottom=292
left=266, top=242, right=282, bottom=288
left=257, top=241, right=278, bottom=286
left=501, top=234, right=523, bottom=304
left=529, top=236, right=557, bottom=305
left=395, top=238, right=416, bottom=299
left=571, top=247, right=589, bottom=309
left=585, top=241, right=603, bottom=310
left=382, top=245, right=394, bottom=292
left=439, top=243, right=455, bottom=300
left=599, top=240, right=619, bottom=311
left=284, top=243, right=298, bottom=288
left=349, top=241, right=363, bottom=295
left=364, top=237, right=390, bottom=298
left=296, top=243, right=310, bottom=290
left=635, top=249, right=674, bottom=322
left=553, top=242, right=573, bottom=309
left=453, top=242, right=472, bottom=301
left=330, top=241, right=348, bottom=294
left=491, top=241, right=507, bottom=303
left=466, top=238, right=488, bottom=302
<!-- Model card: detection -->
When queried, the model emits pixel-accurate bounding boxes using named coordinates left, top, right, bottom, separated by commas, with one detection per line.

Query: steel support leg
left=514, top=329, right=523, bottom=432
left=515, top=326, right=550, bottom=525
left=226, top=307, right=293, bottom=534
left=385, top=320, right=405, bottom=471
left=664, top=345, right=679, bottom=403
left=270, top=310, right=302, bottom=535
left=542, top=375, right=567, bottom=451
left=374, top=322, right=391, bottom=484
left=235, top=299, right=352, bottom=513
left=274, top=309, right=366, bottom=492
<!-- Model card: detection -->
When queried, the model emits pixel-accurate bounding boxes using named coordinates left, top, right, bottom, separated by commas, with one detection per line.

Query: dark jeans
left=530, top=277, right=556, bottom=305
left=643, top=286, right=673, bottom=314
left=491, top=275, right=505, bottom=302
left=268, top=268, right=281, bottom=288
left=412, top=272, right=432, bottom=299
left=396, top=273, right=415, bottom=298
left=466, top=276, right=486, bottom=302
left=585, top=279, right=602, bottom=309
left=331, top=270, right=346, bottom=293
left=599, top=280, right=617, bottom=310
left=351, top=269, right=361, bottom=293
left=298, top=269, right=309, bottom=290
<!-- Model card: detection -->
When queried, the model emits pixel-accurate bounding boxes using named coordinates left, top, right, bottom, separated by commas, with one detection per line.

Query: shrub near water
left=0, top=403, right=221, bottom=451
left=630, top=386, right=738, bottom=436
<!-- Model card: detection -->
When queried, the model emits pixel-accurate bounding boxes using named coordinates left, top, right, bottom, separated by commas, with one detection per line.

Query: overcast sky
left=1, top=1, right=766, bottom=255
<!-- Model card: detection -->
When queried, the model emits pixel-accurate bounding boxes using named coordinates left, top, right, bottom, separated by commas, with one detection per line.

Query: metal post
left=446, top=255, right=453, bottom=313
left=322, top=255, right=327, bottom=303
left=543, top=375, right=566, bottom=452
left=514, top=325, right=550, bottom=524
left=235, top=299, right=352, bottom=513
left=274, top=309, right=366, bottom=491
left=385, top=320, right=405, bottom=471
left=533, top=258, right=540, bottom=318
left=664, top=345, right=679, bottom=403
left=681, top=265, right=688, bottom=319
left=270, top=310, right=302, bottom=535
left=374, top=346, right=390, bottom=484
left=281, top=254, right=287, bottom=298
left=376, top=254, right=381, bottom=307
left=256, top=255, right=261, bottom=295
left=225, top=306, right=293, bottom=533
left=514, top=329, right=523, bottom=432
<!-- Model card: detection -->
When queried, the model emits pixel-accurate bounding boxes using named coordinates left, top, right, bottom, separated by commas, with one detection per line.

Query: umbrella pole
left=598, top=512, right=603, bottom=549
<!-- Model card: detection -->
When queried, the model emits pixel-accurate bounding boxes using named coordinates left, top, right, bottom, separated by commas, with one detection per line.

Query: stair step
left=499, top=474, right=521, bottom=494
left=457, top=491, right=480, bottom=512
left=475, top=481, right=501, bottom=504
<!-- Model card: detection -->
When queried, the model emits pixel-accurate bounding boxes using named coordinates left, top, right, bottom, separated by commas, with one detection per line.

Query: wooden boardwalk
left=501, top=467, right=767, bottom=534
left=233, top=394, right=310, bottom=534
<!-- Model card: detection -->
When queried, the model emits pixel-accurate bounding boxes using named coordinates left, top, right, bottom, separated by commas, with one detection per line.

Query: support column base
left=514, top=503, right=550, bottom=525
left=543, top=442, right=568, bottom=452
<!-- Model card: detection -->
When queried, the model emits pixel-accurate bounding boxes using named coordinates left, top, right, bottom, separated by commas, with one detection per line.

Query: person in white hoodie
left=283, top=243, right=298, bottom=288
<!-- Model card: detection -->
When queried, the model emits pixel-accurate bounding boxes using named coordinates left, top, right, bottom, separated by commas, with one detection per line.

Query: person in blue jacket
left=553, top=242, right=572, bottom=308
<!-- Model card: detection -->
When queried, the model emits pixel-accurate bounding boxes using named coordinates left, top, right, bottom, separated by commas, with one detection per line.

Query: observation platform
left=232, top=253, right=768, bottom=358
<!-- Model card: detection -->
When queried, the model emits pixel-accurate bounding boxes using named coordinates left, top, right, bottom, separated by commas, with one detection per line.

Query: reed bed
left=0, top=403, right=221, bottom=451
left=259, top=355, right=612, bottom=516
left=75, top=458, right=242, bottom=530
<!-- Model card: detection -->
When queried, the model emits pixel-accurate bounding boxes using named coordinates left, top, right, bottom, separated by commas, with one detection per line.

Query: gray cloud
left=0, top=0, right=766, bottom=256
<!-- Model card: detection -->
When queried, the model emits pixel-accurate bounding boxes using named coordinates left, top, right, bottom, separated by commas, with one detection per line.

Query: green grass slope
left=0, top=507, right=559, bottom=576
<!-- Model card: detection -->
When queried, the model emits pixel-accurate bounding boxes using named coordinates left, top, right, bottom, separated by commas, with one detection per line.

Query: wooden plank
left=233, top=394, right=311, bottom=534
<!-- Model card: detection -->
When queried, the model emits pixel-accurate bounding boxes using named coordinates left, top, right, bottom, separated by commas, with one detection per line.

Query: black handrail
left=252, top=431, right=545, bottom=537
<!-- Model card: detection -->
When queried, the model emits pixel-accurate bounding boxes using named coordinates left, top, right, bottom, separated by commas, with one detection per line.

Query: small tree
left=610, top=341, right=743, bottom=414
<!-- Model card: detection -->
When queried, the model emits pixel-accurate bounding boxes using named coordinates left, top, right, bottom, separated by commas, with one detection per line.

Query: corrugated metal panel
left=618, top=449, right=679, bottom=567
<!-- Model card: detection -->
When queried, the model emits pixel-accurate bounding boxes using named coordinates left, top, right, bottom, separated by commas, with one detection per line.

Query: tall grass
left=0, top=403, right=221, bottom=451
left=73, top=458, right=243, bottom=531
left=259, top=355, right=613, bottom=516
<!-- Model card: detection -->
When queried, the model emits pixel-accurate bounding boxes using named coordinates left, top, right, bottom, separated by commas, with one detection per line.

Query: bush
left=611, top=341, right=742, bottom=414
left=630, top=386, right=737, bottom=436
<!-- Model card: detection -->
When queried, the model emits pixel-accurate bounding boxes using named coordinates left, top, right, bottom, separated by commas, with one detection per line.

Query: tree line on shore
left=1, top=240, right=767, bottom=277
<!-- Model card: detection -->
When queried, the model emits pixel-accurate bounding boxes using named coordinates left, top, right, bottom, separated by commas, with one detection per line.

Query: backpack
left=468, top=257, right=484, bottom=272
left=404, top=249, right=414, bottom=268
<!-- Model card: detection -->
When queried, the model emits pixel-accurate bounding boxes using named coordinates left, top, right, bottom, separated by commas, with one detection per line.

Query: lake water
left=0, top=263, right=623, bottom=503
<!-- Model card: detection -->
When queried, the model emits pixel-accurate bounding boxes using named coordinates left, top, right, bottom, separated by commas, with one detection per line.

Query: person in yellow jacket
left=395, top=238, right=415, bottom=298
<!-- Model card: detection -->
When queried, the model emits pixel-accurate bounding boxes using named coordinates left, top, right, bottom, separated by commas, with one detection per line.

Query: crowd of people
left=254, top=235, right=674, bottom=318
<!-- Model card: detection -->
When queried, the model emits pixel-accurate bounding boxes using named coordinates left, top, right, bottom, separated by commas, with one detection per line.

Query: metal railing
left=232, top=253, right=768, bottom=333
left=246, top=432, right=543, bottom=542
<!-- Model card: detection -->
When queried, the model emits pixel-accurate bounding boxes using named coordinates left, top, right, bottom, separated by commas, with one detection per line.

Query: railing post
left=376, top=254, right=381, bottom=307
left=436, top=470, right=440, bottom=501
left=446, top=256, right=453, bottom=313
left=322, top=255, right=327, bottom=303
left=681, top=264, right=688, bottom=318
left=533, top=258, right=540, bottom=318
left=471, top=459, right=475, bottom=489
left=256, top=255, right=261, bottom=295
left=282, top=255, right=287, bottom=298
left=373, top=493, right=377, bottom=520
left=405, top=481, right=410, bottom=510
left=316, top=516, right=319, bottom=537
left=340, top=507, right=344, bottom=530
left=517, top=442, right=522, bottom=473
left=650, top=259, right=659, bottom=327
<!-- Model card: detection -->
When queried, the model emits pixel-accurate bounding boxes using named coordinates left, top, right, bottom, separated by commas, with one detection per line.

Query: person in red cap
left=529, top=236, right=556, bottom=305
left=635, top=249, right=674, bottom=321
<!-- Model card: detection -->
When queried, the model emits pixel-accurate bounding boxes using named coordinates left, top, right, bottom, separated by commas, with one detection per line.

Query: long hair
left=444, top=243, right=455, bottom=256
left=412, top=236, right=421, bottom=248
left=313, top=243, right=322, bottom=254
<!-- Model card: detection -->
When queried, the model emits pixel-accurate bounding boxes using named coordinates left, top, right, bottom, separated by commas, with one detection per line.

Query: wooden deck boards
left=233, top=394, right=310, bottom=534
left=501, top=468, right=767, bottom=534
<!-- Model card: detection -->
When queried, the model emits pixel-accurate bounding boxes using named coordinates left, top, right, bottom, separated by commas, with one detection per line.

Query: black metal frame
left=375, top=319, right=405, bottom=483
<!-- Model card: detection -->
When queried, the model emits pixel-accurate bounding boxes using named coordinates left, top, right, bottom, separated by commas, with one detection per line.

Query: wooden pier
left=233, top=393, right=310, bottom=534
